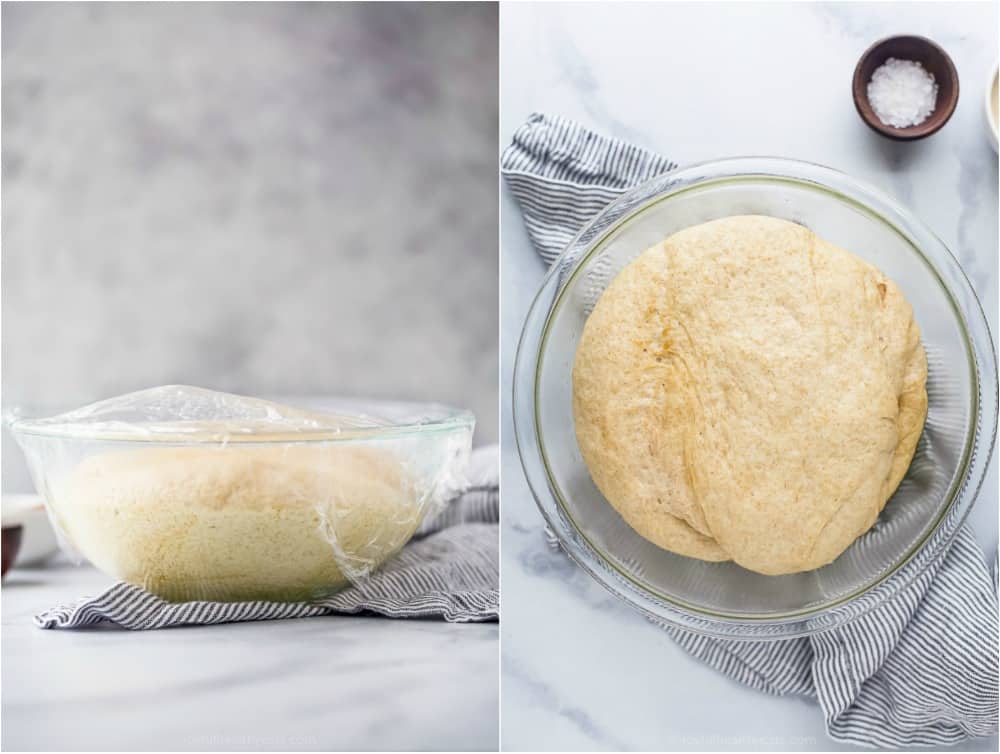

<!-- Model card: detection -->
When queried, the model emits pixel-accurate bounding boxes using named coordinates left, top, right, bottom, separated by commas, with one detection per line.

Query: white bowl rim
left=984, top=59, right=998, bottom=152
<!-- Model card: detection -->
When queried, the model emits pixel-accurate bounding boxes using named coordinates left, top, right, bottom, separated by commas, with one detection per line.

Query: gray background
left=2, top=2, right=498, bottom=455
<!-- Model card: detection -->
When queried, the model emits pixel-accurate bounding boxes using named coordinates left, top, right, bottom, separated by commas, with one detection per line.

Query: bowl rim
left=851, top=34, right=959, bottom=141
left=6, top=389, right=476, bottom=445
left=0, top=493, right=46, bottom=528
left=513, top=156, right=998, bottom=639
left=985, top=59, right=999, bottom=152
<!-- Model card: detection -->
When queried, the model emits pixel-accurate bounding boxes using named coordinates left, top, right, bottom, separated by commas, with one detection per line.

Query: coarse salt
left=867, top=57, right=939, bottom=128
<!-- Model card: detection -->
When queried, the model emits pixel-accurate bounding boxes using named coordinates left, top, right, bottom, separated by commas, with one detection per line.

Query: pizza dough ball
left=573, top=215, right=927, bottom=575
left=51, top=444, right=419, bottom=601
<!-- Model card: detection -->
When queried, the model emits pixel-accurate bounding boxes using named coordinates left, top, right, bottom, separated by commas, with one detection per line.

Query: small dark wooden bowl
left=853, top=35, right=959, bottom=141
left=2, top=526, right=23, bottom=578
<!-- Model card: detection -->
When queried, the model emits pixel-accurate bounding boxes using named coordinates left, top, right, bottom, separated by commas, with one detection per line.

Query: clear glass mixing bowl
left=513, top=158, right=997, bottom=639
left=8, top=387, right=475, bottom=603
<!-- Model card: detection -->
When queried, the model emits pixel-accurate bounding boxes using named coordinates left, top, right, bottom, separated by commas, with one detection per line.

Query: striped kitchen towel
left=503, top=113, right=999, bottom=749
left=35, top=445, right=498, bottom=630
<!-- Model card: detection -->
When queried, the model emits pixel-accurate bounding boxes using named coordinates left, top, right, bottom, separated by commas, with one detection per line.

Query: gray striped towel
left=503, top=113, right=999, bottom=749
left=36, top=445, right=498, bottom=630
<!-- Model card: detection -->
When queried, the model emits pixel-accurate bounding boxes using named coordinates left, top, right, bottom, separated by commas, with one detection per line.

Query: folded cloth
left=35, top=445, right=499, bottom=630
left=503, top=112, right=999, bottom=749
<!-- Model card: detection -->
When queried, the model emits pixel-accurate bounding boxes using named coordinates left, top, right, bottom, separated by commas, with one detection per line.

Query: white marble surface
left=500, top=2, right=998, bottom=751
left=2, top=559, right=498, bottom=751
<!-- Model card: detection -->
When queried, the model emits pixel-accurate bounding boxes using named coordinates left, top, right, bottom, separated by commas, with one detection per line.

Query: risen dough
left=52, top=444, right=419, bottom=601
left=572, top=215, right=927, bottom=575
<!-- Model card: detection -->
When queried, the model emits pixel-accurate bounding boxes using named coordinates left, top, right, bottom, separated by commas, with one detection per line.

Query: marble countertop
left=500, top=2, right=998, bottom=751
left=2, top=560, right=498, bottom=751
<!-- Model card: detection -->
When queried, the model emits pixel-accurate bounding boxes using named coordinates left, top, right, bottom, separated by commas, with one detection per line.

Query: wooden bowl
left=852, top=35, right=959, bottom=141
left=2, top=526, right=23, bottom=579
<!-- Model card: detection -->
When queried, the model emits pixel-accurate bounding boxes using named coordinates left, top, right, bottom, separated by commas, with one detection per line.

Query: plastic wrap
left=8, top=386, right=474, bottom=602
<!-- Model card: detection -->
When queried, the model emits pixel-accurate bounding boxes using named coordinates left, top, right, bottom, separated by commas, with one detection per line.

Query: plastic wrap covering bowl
left=513, top=157, right=997, bottom=639
left=8, top=386, right=474, bottom=602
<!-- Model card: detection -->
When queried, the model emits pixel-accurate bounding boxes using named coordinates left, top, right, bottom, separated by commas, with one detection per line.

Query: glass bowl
left=9, top=386, right=475, bottom=603
left=513, top=158, right=997, bottom=639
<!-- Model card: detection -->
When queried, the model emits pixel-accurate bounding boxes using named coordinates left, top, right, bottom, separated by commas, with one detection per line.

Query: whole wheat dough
left=52, top=444, right=420, bottom=601
left=572, top=215, right=927, bottom=575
